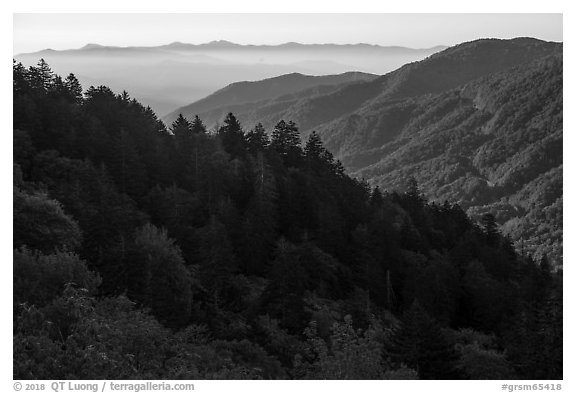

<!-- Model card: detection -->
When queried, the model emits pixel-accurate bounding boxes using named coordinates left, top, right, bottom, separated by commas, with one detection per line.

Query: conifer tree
left=170, top=114, right=192, bottom=139
left=64, top=74, right=83, bottom=103
left=190, top=115, right=207, bottom=134
left=32, top=58, right=54, bottom=91
left=481, top=213, right=499, bottom=244
left=13, top=60, right=28, bottom=93
left=271, top=120, right=301, bottom=155
left=304, top=131, right=329, bottom=174
left=246, top=123, right=270, bottom=154
left=304, top=131, right=324, bottom=159
left=218, top=112, right=247, bottom=158
left=11, top=60, right=563, bottom=380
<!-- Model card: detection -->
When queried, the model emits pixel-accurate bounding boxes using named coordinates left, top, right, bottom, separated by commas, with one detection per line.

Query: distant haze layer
left=14, top=41, right=445, bottom=116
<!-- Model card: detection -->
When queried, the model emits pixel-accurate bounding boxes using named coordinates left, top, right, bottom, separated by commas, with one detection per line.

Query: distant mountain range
left=169, top=38, right=562, bottom=264
left=22, top=40, right=446, bottom=54
left=14, top=41, right=445, bottom=116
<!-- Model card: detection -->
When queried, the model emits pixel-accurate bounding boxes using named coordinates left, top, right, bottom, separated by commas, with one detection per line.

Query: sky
left=13, top=13, right=562, bottom=54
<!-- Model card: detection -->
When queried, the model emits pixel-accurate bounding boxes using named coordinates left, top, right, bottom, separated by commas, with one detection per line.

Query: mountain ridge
left=163, top=71, right=378, bottom=126
left=16, top=41, right=448, bottom=56
left=168, top=38, right=560, bottom=136
left=164, top=38, right=562, bottom=264
left=15, top=41, right=446, bottom=116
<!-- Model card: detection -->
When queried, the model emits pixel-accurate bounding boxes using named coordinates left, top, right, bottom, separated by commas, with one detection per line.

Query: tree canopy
left=13, top=60, right=562, bottom=380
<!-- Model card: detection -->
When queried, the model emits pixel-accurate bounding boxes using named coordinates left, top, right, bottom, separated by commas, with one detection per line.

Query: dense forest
left=13, top=60, right=562, bottom=379
left=163, top=39, right=562, bottom=265
left=348, top=53, right=563, bottom=265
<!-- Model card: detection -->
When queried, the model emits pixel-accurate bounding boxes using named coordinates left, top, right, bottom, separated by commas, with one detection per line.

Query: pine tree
left=304, top=131, right=329, bottom=174
left=33, top=58, right=55, bottom=91
left=271, top=120, right=301, bottom=154
left=270, top=120, right=302, bottom=167
left=190, top=115, right=207, bottom=134
left=246, top=123, right=270, bottom=154
left=48, top=75, right=67, bottom=97
left=481, top=213, right=499, bottom=245
left=170, top=114, right=192, bottom=139
left=169, top=114, right=196, bottom=188
left=64, top=74, right=83, bottom=103
left=218, top=112, right=247, bottom=158
left=13, top=60, right=29, bottom=93
left=304, top=131, right=324, bottom=159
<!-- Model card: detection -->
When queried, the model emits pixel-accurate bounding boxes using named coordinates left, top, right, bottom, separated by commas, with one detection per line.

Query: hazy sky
left=14, top=13, right=562, bottom=54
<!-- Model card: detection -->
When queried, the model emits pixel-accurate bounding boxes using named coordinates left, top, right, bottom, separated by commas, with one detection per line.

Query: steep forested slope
left=188, top=38, right=559, bottom=133
left=13, top=60, right=561, bottom=380
left=325, top=54, right=563, bottom=264
left=171, top=38, right=562, bottom=264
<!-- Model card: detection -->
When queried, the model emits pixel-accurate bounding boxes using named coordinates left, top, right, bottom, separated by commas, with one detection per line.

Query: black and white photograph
left=9, top=7, right=566, bottom=388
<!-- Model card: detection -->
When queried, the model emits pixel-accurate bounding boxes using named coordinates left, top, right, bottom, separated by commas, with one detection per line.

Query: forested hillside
left=163, top=72, right=377, bottom=126
left=167, top=38, right=563, bottom=265
left=341, top=54, right=563, bottom=264
left=13, top=60, right=562, bottom=380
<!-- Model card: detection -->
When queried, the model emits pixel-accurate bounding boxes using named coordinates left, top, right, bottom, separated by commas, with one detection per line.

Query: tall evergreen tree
left=190, top=115, right=207, bottom=134
left=170, top=114, right=192, bottom=139
left=481, top=213, right=499, bottom=245
left=246, top=123, right=270, bottom=155
left=270, top=120, right=302, bottom=167
left=29, top=58, right=54, bottom=91
left=304, top=131, right=324, bottom=160
left=218, top=112, right=247, bottom=158
left=64, top=74, right=83, bottom=103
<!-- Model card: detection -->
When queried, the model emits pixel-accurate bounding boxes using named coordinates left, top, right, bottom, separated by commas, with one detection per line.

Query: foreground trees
left=13, top=60, right=562, bottom=380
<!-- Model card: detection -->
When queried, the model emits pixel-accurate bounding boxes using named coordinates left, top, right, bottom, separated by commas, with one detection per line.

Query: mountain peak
left=81, top=43, right=105, bottom=50
left=204, top=40, right=238, bottom=48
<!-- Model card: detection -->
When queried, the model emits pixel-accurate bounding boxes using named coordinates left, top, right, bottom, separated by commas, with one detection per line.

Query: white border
left=3, top=2, right=572, bottom=391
